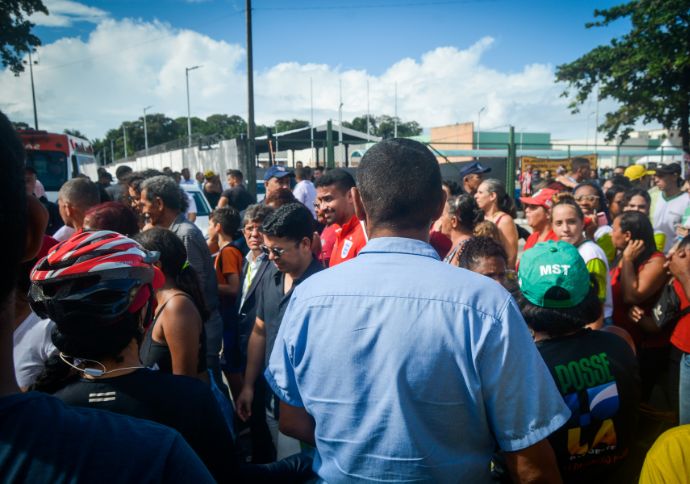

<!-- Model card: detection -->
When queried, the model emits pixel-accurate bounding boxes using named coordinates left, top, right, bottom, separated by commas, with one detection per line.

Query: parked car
left=182, top=184, right=211, bottom=237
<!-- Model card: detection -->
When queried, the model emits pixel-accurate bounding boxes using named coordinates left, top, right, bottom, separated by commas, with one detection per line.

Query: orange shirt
left=329, top=215, right=367, bottom=267
left=214, top=243, right=243, bottom=285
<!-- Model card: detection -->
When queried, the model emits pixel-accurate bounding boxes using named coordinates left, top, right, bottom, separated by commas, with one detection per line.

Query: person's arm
left=160, top=298, right=204, bottom=378
left=218, top=273, right=240, bottom=298
left=497, top=216, right=519, bottom=269
left=217, top=196, right=228, bottom=208
left=620, top=241, right=667, bottom=304
left=503, top=439, right=563, bottom=484
left=236, top=317, right=266, bottom=421
left=279, top=401, right=316, bottom=446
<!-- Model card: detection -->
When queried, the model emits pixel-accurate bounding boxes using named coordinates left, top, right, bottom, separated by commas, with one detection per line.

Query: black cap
left=459, top=162, right=491, bottom=178
left=655, top=163, right=681, bottom=175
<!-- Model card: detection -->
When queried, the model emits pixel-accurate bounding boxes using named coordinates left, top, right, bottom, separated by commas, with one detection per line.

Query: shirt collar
left=246, top=250, right=265, bottom=264
left=272, top=257, right=323, bottom=285
left=168, top=213, right=186, bottom=230
left=340, top=215, right=360, bottom=234
left=359, top=237, right=441, bottom=261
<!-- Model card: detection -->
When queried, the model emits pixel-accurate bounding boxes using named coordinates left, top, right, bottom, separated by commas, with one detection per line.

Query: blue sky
left=1, top=0, right=637, bottom=140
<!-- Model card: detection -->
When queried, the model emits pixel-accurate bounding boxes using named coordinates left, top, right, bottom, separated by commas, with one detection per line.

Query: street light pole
left=185, top=65, right=201, bottom=148
left=28, top=50, right=38, bottom=130
left=476, top=106, right=486, bottom=150
left=143, top=105, right=152, bottom=155
left=123, top=125, right=128, bottom=158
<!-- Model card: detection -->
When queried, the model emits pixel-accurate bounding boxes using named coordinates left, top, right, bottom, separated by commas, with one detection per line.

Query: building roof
left=255, top=123, right=380, bottom=154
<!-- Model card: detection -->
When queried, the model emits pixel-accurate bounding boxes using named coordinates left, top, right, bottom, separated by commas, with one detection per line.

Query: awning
left=255, top=123, right=380, bottom=154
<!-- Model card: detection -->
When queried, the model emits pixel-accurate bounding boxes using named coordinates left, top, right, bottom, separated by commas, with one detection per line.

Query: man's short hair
left=243, top=204, right=274, bottom=226
left=58, top=177, right=100, bottom=210
left=314, top=168, right=355, bottom=193
left=0, top=111, right=28, bottom=304
left=457, top=237, right=507, bottom=270
left=115, top=165, right=132, bottom=181
left=357, top=139, right=442, bottom=231
left=571, top=157, right=590, bottom=173
left=226, top=169, right=243, bottom=180
left=211, top=207, right=241, bottom=236
left=141, top=175, right=184, bottom=212
left=261, top=203, right=314, bottom=242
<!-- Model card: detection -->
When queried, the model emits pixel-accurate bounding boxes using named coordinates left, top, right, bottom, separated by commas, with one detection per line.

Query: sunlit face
left=243, top=220, right=264, bottom=252
left=474, top=182, right=494, bottom=210
left=610, top=217, right=631, bottom=250
left=574, top=185, right=599, bottom=217
left=654, top=173, right=677, bottom=192
left=265, top=176, right=291, bottom=197
left=609, top=191, right=625, bottom=218
left=464, top=174, right=482, bottom=193
left=524, top=204, right=548, bottom=230
left=552, top=204, right=584, bottom=246
left=262, top=234, right=309, bottom=273
left=316, top=185, right=352, bottom=226
left=128, top=186, right=141, bottom=212
left=439, top=203, right=454, bottom=236
left=625, top=195, right=649, bottom=215
left=139, top=188, right=163, bottom=225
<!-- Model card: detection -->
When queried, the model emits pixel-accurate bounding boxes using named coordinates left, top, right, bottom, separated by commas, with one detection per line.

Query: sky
left=0, top=0, right=639, bottom=142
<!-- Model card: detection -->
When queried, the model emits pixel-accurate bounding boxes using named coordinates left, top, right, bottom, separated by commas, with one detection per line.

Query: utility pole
left=310, top=77, right=314, bottom=151
left=123, top=125, right=128, bottom=158
left=185, top=65, right=201, bottom=148
left=338, top=79, right=343, bottom=146
left=476, top=106, right=486, bottom=150
left=366, top=80, right=370, bottom=137
left=245, top=0, right=257, bottom=197
left=28, top=50, right=38, bottom=130
left=110, top=139, right=114, bottom=163
left=394, top=82, right=398, bottom=138
left=143, top=105, right=152, bottom=155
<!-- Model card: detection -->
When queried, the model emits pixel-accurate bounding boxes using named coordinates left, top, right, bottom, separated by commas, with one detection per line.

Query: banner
left=521, top=154, right=598, bottom=173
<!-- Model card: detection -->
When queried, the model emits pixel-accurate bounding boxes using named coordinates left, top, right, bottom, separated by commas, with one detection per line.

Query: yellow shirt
left=639, top=425, right=690, bottom=484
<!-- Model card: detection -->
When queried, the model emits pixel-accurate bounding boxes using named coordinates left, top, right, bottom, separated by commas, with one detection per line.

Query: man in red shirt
left=315, top=169, right=367, bottom=267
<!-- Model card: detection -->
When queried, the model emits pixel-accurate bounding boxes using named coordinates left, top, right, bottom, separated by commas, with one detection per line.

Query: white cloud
left=1, top=17, right=613, bottom=142
left=30, top=0, right=109, bottom=27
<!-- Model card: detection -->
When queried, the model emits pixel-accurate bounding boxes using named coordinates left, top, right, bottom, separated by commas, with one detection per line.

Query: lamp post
left=143, top=105, right=152, bottom=155
left=185, top=65, right=201, bottom=147
left=476, top=106, right=486, bottom=150
left=24, top=50, right=39, bottom=130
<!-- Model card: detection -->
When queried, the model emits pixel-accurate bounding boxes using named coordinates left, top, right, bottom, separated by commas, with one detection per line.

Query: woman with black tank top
left=135, top=228, right=208, bottom=381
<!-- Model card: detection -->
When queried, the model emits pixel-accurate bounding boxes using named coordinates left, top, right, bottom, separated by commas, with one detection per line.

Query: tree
left=1, top=0, right=48, bottom=74
left=12, top=121, right=30, bottom=130
left=556, top=0, right=690, bottom=152
left=274, top=119, right=309, bottom=133
left=343, top=115, right=377, bottom=136
left=64, top=129, right=88, bottom=139
left=376, top=115, right=423, bottom=139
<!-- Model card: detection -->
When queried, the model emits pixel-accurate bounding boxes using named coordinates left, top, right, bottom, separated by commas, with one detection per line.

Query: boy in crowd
left=54, top=177, right=100, bottom=241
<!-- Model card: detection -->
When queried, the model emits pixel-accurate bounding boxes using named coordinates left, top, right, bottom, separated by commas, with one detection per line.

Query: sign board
left=521, top=154, right=598, bottom=173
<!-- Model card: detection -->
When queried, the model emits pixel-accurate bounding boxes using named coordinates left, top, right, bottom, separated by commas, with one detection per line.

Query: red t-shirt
left=429, top=230, right=452, bottom=259
left=329, top=215, right=367, bottom=267
left=523, top=229, right=558, bottom=252
left=671, top=279, right=690, bottom=354
left=319, top=224, right=339, bottom=267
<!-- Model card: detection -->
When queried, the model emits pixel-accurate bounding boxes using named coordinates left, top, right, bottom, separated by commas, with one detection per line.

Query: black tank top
left=140, top=293, right=207, bottom=374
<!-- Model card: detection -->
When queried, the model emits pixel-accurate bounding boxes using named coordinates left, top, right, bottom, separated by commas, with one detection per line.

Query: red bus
left=19, top=129, right=99, bottom=201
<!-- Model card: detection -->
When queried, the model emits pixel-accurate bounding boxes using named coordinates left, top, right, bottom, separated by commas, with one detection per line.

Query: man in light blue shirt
left=266, top=138, right=570, bottom=482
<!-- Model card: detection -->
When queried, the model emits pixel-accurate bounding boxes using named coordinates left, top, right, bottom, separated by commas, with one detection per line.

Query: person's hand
left=677, top=225, right=689, bottom=239
left=623, top=239, right=645, bottom=262
left=628, top=305, right=645, bottom=323
left=584, top=218, right=597, bottom=240
left=235, top=386, right=254, bottom=422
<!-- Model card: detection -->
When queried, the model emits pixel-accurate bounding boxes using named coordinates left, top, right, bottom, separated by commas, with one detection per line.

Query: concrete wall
left=430, top=123, right=474, bottom=162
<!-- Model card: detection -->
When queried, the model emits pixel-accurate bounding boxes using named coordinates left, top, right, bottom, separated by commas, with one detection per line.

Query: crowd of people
left=3, top=104, right=690, bottom=482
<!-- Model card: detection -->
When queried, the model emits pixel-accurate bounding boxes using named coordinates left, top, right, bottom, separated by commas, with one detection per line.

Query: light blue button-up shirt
left=266, top=237, right=570, bottom=483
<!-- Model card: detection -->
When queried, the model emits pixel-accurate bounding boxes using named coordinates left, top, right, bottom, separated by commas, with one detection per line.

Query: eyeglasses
left=260, top=241, right=301, bottom=258
left=574, top=195, right=599, bottom=203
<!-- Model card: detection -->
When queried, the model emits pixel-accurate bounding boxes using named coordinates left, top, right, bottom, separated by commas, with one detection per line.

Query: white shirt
left=293, top=180, right=317, bottom=218
left=184, top=191, right=197, bottom=217
left=52, top=225, right=75, bottom=242
left=13, top=312, right=57, bottom=389
left=652, top=191, right=690, bottom=252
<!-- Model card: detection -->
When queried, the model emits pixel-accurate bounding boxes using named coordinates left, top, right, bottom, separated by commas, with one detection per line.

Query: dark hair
left=514, top=276, right=602, bottom=337
left=141, top=175, right=187, bottom=212
left=211, top=207, right=241, bottom=236
left=58, top=177, right=100, bottom=210
left=442, top=180, right=461, bottom=196
left=226, top=169, right=243, bottom=180
left=134, top=228, right=209, bottom=322
left=314, top=168, right=356, bottom=193
left=615, top=211, right=657, bottom=270
left=84, top=202, right=139, bottom=236
left=448, top=194, right=483, bottom=232
left=115, top=165, right=133, bottom=181
left=607, top=174, right=632, bottom=189
left=265, top=187, right=297, bottom=208
left=552, top=195, right=585, bottom=221
left=574, top=181, right=611, bottom=223
left=0, top=112, right=28, bottom=303
left=243, top=204, right=274, bottom=225
left=571, top=157, right=591, bottom=173
left=622, top=187, right=651, bottom=210
left=606, top=184, right=628, bottom=207
left=458, top=236, right=507, bottom=270
left=261, top=203, right=314, bottom=242
left=481, top=178, right=517, bottom=218
left=357, top=139, right=442, bottom=231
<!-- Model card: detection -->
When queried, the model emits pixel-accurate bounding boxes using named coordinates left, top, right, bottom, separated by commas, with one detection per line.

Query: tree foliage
left=343, top=114, right=422, bottom=139
left=556, top=0, right=690, bottom=151
left=1, top=0, right=48, bottom=74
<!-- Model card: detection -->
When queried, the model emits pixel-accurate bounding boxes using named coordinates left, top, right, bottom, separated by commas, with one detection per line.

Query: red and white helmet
left=29, top=230, right=164, bottom=325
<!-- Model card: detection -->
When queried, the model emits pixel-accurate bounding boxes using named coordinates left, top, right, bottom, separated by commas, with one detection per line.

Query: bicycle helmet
left=29, top=230, right=164, bottom=327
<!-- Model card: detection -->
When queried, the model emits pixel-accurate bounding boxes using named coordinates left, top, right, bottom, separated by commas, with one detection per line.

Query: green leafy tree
left=274, top=119, right=309, bottom=133
left=63, top=129, right=88, bottom=139
left=556, top=0, right=690, bottom=152
left=12, top=121, right=30, bottom=130
left=1, top=0, right=48, bottom=74
left=343, top=115, right=377, bottom=136
left=204, top=114, right=247, bottom=139
left=376, top=115, right=423, bottom=139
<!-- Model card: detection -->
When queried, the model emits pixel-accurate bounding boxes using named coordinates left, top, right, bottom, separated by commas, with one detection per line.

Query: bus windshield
left=26, top=150, right=68, bottom=192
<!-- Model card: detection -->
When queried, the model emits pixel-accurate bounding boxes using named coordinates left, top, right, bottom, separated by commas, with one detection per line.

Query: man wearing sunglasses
left=236, top=203, right=322, bottom=460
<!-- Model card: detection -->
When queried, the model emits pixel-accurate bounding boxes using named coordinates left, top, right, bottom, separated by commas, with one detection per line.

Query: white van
left=181, top=184, right=212, bottom=237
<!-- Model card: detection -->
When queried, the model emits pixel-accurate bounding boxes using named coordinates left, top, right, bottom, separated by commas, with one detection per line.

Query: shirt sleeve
left=585, top=258, right=608, bottom=303
left=221, top=247, right=242, bottom=276
left=477, top=297, right=571, bottom=452
left=264, top=295, right=305, bottom=407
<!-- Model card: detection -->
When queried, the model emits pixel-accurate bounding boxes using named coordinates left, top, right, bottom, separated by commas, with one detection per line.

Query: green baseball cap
left=518, top=241, right=590, bottom=308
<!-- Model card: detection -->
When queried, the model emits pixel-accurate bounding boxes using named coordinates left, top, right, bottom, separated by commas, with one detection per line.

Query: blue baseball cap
left=263, top=165, right=295, bottom=181
left=459, top=162, right=491, bottom=178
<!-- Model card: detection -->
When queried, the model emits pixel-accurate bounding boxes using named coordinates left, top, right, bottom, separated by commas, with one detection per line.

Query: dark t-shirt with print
left=54, top=369, right=238, bottom=482
left=536, top=329, right=640, bottom=483
left=221, top=185, right=256, bottom=212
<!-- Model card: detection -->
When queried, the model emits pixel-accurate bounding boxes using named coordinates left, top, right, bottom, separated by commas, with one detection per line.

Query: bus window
left=26, top=151, right=68, bottom=192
